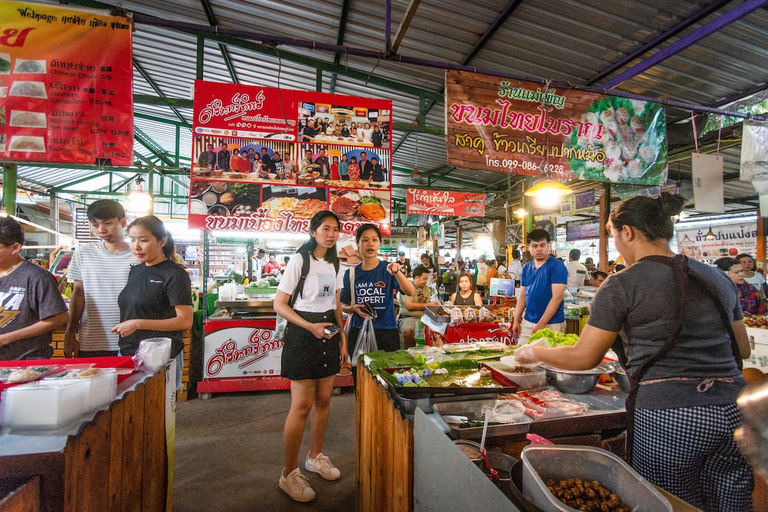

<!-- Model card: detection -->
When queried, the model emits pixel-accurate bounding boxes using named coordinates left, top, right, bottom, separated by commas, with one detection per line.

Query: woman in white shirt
left=361, top=122, right=373, bottom=143
left=737, top=253, right=766, bottom=296
left=274, top=211, right=347, bottom=503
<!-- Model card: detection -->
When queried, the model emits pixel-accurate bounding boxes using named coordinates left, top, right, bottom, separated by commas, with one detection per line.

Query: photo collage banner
left=189, top=80, right=393, bottom=235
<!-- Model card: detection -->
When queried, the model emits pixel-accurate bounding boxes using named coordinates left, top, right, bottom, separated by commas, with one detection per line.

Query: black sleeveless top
left=453, top=291, right=477, bottom=305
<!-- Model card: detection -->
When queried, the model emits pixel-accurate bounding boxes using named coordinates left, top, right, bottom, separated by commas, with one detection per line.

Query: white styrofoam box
left=83, top=369, right=118, bottom=410
left=3, top=379, right=89, bottom=429
left=745, top=327, right=768, bottom=371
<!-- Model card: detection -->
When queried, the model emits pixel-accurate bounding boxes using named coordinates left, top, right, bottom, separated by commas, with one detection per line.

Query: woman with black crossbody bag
left=274, top=211, right=347, bottom=503
left=515, top=193, right=753, bottom=512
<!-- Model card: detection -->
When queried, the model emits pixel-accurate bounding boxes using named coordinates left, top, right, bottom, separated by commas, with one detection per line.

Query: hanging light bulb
left=126, top=176, right=152, bottom=215
left=513, top=207, right=527, bottom=218
left=704, top=226, right=717, bottom=240
left=524, top=179, right=573, bottom=209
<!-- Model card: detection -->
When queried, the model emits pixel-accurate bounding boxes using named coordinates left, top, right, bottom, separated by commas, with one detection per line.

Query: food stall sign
left=489, top=278, right=515, bottom=298
left=405, top=189, right=486, bottom=217
left=189, top=81, right=393, bottom=236
left=0, top=1, right=134, bottom=165
left=430, top=221, right=440, bottom=236
left=675, top=223, right=757, bottom=262
left=561, top=189, right=595, bottom=216
left=446, top=70, right=668, bottom=186
left=203, top=320, right=283, bottom=380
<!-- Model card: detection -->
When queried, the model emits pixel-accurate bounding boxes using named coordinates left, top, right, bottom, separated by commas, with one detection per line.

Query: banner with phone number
left=189, top=80, right=393, bottom=235
left=0, top=1, right=133, bottom=165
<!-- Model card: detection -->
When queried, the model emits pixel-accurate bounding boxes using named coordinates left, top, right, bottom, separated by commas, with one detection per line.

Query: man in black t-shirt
left=301, top=119, right=319, bottom=142
left=217, top=141, right=230, bottom=171
left=261, top=148, right=276, bottom=173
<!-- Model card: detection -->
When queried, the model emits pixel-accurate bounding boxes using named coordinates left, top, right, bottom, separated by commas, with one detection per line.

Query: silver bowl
left=611, top=368, right=631, bottom=393
left=545, top=370, right=600, bottom=394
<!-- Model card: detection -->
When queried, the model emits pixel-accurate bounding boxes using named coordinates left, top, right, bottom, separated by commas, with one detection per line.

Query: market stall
left=355, top=344, right=633, bottom=512
left=0, top=358, right=170, bottom=512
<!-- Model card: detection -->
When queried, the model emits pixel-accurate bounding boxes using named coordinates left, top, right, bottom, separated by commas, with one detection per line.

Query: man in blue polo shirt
left=512, top=229, right=567, bottom=343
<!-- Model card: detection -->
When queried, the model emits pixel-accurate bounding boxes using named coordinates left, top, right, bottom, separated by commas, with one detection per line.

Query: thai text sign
left=566, top=220, right=600, bottom=241
left=189, top=80, right=393, bottom=235
left=445, top=70, right=668, bottom=186
left=203, top=320, right=283, bottom=379
left=0, top=1, right=133, bottom=165
left=405, top=189, right=486, bottom=217
left=676, top=223, right=757, bottom=261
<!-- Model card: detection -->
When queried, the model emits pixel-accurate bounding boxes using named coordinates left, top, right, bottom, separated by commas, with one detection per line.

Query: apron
left=624, top=254, right=742, bottom=462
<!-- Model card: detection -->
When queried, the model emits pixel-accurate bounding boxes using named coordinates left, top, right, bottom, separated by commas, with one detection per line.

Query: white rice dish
left=190, top=200, right=207, bottom=215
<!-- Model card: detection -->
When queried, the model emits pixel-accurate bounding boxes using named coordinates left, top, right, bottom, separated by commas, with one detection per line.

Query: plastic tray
left=521, top=445, right=672, bottom=512
left=483, top=362, right=547, bottom=389
left=3, top=379, right=90, bottom=429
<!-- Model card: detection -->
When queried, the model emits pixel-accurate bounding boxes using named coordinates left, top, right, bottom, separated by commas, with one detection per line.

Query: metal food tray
left=379, top=367, right=519, bottom=399
left=424, top=305, right=452, bottom=324
left=379, top=375, right=497, bottom=414
left=214, top=299, right=275, bottom=313
left=432, top=399, right=533, bottom=439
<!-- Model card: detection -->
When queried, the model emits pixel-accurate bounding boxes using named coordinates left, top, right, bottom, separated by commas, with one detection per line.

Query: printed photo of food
left=329, top=188, right=390, bottom=223
left=189, top=180, right=261, bottom=217
left=261, top=185, right=327, bottom=220
left=13, top=59, right=46, bottom=74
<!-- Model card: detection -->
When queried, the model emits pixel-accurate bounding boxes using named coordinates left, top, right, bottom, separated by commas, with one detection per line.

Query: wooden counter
left=355, top=365, right=626, bottom=512
left=0, top=371, right=167, bottom=512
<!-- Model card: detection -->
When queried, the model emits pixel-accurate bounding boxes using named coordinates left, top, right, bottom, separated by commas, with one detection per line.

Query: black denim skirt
left=281, top=310, right=340, bottom=380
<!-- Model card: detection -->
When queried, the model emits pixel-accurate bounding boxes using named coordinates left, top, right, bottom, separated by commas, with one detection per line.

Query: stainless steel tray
left=424, top=305, right=451, bottom=324
left=215, top=299, right=275, bottom=313
left=379, top=375, right=496, bottom=414
left=432, top=399, right=533, bottom=439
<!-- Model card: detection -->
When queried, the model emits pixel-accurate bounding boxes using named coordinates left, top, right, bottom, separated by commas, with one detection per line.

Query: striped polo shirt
left=67, top=242, right=138, bottom=351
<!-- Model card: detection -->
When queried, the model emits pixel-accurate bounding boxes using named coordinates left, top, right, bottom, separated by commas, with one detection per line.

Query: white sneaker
left=279, top=467, right=316, bottom=502
left=305, top=452, right=341, bottom=480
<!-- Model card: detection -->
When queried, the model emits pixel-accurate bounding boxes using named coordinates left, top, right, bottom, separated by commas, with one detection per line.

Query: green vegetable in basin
left=529, top=328, right=579, bottom=347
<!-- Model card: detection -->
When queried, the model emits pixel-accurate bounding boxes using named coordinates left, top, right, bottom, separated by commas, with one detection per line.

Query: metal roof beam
left=133, top=58, right=188, bottom=124
left=395, top=0, right=523, bottom=153
left=199, top=0, right=238, bottom=83
left=329, top=0, right=351, bottom=94
left=712, top=81, right=768, bottom=108
left=600, top=0, right=768, bottom=89
left=50, top=172, right=112, bottom=192
left=20, top=163, right=188, bottom=174
left=391, top=0, right=422, bottom=54
left=463, top=0, right=525, bottom=65
left=202, top=32, right=443, bottom=102
left=392, top=166, right=505, bottom=189
left=586, top=0, right=732, bottom=86
left=133, top=93, right=444, bottom=134
left=134, top=127, right=177, bottom=167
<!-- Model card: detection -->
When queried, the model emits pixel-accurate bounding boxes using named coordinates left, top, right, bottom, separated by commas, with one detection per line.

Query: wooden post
left=758, top=216, right=766, bottom=274
left=598, top=184, right=611, bottom=272
left=456, top=225, right=462, bottom=259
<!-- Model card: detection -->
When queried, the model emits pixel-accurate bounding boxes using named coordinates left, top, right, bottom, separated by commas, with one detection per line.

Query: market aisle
left=174, top=390, right=357, bottom=511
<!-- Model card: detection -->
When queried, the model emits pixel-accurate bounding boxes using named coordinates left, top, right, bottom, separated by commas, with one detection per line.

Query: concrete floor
left=173, top=390, right=357, bottom=512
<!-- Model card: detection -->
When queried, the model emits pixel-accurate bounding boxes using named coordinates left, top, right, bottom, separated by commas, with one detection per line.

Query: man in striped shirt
left=65, top=200, right=138, bottom=357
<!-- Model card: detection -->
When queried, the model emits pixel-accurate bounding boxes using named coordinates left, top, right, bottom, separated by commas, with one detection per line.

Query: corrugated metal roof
left=11, top=0, right=767, bottom=217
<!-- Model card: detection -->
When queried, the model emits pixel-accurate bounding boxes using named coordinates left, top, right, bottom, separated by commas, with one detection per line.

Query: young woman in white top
left=274, top=211, right=347, bottom=503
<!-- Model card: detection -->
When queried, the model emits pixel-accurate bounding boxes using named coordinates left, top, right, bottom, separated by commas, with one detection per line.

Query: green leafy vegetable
left=529, top=329, right=578, bottom=347
left=0, top=57, right=10, bottom=73
left=229, top=183, right=260, bottom=200
left=360, top=196, right=381, bottom=205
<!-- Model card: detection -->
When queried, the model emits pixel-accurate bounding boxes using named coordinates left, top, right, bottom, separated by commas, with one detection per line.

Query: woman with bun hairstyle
left=273, top=210, right=348, bottom=503
left=515, top=193, right=753, bottom=511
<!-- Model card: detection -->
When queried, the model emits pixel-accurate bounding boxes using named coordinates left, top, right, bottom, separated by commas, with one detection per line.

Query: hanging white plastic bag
left=350, top=317, right=378, bottom=366
left=741, top=120, right=768, bottom=194
left=133, top=337, right=172, bottom=374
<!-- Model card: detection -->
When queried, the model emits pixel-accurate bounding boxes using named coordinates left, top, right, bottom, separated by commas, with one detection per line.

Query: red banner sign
left=0, top=1, right=133, bottom=165
left=405, top=189, right=486, bottom=217
left=189, top=80, right=393, bottom=235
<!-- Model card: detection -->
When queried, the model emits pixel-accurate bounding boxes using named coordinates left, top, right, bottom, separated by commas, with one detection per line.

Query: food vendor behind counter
left=516, top=193, right=753, bottom=512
